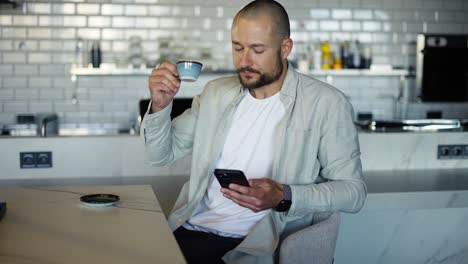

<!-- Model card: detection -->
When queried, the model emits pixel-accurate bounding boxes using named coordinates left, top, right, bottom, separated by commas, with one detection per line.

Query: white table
left=0, top=185, right=186, bottom=263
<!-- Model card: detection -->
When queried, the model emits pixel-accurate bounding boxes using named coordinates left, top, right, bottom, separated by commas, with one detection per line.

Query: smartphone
left=214, top=169, right=250, bottom=188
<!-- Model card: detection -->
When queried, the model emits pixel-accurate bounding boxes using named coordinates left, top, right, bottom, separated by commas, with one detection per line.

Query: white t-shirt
left=184, top=90, right=286, bottom=237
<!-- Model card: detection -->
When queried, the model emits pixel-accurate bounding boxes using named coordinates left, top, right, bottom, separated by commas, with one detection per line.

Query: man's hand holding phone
left=215, top=169, right=284, bottom=213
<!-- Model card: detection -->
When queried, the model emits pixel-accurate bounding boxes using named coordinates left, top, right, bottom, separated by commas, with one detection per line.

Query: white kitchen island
left=0, top=131, right=468, bottom=264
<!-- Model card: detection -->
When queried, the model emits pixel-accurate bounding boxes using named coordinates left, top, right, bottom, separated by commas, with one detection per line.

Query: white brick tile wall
left=77, top=28, right=100, bottom=40
left=332, top=9, right=352, bottom=19
left=149, top=6, right=171, bottom=16
left=102, top=28, right=124, bottom=40
left=76, top=4, right=101, bottom=15
left=353, top=10, right=373, bottom=20
left=3, top=52, right=27, bottom=64
left=112, top=17, right=136, bottom=28
left=53, top=77, right=75, bottom=89
left=51, top=28, right=76, bottom=39
left=14, top=89, right=39, bottom=100
left=0, top=65, right=13, bottom=75
left=0, top=0, right=467, bottom=126
left=39, top=65, right=69, bottom=76
left=88, top=88, right=113, bottom=99
left=362, top=21, right=382, bottom=32
left=172, top=6, right=196, bottom=16
left=341, top=21, right=361, bottom=31
left=0, top=40, right=13, bottom=50
left=64, top=112, right=88, bottom=123
left=14, top=40, right=38, bottom=51
left=39, top=40, right=76, bottom=51
left=4, top=101, right=29, bottom=113
left=28, top=28, right=51, bottom=39
left=0, top=15, right=12, bottom=25
left=102, top=4, right=124, bottom=15
left=103, top=101, right=128, bottom=111
left=13, top=16, right=37, bottom=26
left=39, top=16, right=63, bottom=27
left=29, top=77, right=52, bottom=88
left=63, top=16, right=86, bottom=27
left=0, top=89, right=14, bottom=100
left=3, top=27, right=27, bottom=38
left=361, top=0, right=382, bottom=9
left=310, top=9, right=330, bottom=19
left=28, top=3, right=51, bottom=14
left=125, top=5, right=147, bottom=16
left=54, top=100, right=79, bottom=112
left=124, top=29, right=147, bottom=40
left=2, top=77, right=28, bottom=88
left=52, top=4, right=75, bottom=15
left=135, top=18, right=159, bottom=28
left=29, top=101, right=53, bottom=112
left=28, top=53, right=52, bottom=64
left=14, top=64, right=39, bottom=76
left=88, top=16, right=112, bottom=28
left=320, top=20, right=340, bottom=31
left=78, top=101, right=102, bottom=112
left=89, top=112, right=113, bottom=123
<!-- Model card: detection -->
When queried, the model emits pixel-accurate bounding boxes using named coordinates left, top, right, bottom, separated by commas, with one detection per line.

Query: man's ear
left=281, top=38, right=293, bottom=60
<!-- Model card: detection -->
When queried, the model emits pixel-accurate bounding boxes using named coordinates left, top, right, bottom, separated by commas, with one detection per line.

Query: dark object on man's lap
left=173, top=227, right=243, bottom=264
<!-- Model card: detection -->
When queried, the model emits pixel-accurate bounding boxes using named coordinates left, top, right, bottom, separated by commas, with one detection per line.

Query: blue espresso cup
left=176, top=61, right=203, bottom=82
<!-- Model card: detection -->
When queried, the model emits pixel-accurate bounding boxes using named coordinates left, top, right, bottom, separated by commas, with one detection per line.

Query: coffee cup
left=176, top=61, right=203, bottom=82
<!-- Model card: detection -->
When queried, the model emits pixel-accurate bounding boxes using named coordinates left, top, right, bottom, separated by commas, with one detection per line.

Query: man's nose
left=239, top=50, right=252, bottom=67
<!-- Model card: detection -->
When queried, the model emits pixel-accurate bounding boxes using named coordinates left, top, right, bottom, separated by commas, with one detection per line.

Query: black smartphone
left=214, top=169, right=250, bottom=188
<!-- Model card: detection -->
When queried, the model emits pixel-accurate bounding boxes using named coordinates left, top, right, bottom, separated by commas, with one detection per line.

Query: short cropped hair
left=234, top=0, right=290, bottom=40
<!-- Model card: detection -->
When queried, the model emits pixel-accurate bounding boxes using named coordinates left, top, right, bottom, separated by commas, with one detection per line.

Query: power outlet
left=437, top=145, right=468, bottom=159
left=20, top=152, right=52, bottom=168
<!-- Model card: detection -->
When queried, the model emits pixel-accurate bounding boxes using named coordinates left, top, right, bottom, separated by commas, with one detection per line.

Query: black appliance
left=416, top=34, right=468, bottom=102
left=139, top=98, right=193, bottom=121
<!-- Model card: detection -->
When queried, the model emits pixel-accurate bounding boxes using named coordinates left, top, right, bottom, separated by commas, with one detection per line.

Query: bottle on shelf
left=332, top=44, right=343, bottom=70
left=321, top=41, right=332, bottom=70
left=313, top=44, right=322, bottom=70
left=360, top=44, right=372, bottom=69
left=340, top=41, right=350, bottom=69
left=90, top=41, right=102, bottom=68
left=348, top=40, right=361, bottom=69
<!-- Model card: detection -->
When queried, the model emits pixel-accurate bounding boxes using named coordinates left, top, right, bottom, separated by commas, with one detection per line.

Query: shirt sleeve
left=287, top=94, right=367, bottom=217
left=141, top=95, right=200, bottom=166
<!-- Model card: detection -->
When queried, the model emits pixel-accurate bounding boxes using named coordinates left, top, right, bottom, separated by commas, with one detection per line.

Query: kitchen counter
left=364, top=169, right=468, bottom=193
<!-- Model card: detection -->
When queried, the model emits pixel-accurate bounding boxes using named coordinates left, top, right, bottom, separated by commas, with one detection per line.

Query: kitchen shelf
left=71, top=66, right=152, bottom=76
left=304, top=69, right=410, bottom=77
left=70, top=64, right=409, bottom=77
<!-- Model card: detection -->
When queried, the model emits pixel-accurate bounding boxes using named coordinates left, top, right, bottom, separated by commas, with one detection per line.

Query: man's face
left=231, top=15, right=285, bottom=89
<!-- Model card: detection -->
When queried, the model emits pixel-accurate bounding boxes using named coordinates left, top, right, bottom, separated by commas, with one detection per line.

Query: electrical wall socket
left=20, top=152, right=53, bottom=168
left=437, top=145, right=468, bottom=160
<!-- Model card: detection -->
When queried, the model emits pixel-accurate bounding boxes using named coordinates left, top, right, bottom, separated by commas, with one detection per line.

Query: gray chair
left=279, top=212, right=340, bottom=264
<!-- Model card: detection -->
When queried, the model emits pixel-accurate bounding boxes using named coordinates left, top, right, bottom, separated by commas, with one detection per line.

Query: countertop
left=0, top=185, right=186, bottom=264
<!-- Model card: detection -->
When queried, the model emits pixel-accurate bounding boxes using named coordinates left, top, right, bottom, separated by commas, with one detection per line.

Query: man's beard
left=236, top=51, right=283, bottom=90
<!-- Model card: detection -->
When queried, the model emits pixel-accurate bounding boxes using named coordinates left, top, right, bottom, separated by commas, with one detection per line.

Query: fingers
left=221, top=187, right=262, bottom=212
left=147, top=61, right=181, bottom=111
left=149, top=64, right=180, bottom=89
left=159, top=61, right=179, bottom=77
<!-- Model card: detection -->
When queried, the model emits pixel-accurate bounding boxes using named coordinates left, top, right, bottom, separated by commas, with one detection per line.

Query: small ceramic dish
left=80, top=194, right=120, bottom=207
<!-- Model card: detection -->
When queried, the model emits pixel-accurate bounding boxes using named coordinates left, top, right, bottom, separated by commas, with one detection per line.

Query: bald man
left=143, top=1, right=367, bottom=263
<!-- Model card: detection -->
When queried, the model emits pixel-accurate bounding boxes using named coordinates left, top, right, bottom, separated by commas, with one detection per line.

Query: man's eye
left=253, top=49, right=265, bottom=54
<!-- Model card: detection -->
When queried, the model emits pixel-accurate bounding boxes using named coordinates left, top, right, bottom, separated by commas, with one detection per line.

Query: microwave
left=416, top=34, right=468, bottom=102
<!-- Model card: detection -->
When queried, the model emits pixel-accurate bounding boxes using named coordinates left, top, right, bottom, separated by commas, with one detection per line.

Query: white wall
left=1, top=0, right=468, bottom=130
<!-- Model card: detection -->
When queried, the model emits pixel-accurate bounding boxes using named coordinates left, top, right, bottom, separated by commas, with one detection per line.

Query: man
left=142, top=1, right=367, bottom=263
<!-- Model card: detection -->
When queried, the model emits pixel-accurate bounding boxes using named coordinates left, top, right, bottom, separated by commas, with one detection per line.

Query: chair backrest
left=279, top=212, right=340, bottom=264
